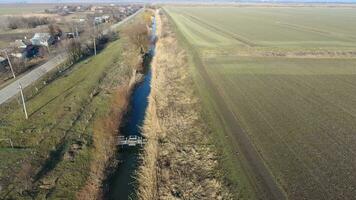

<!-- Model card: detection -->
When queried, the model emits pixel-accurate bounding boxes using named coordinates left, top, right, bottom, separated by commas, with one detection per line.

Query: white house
left=10, top=52, right=24, bottom=58
left=94, top=17, right=104, bottom=24
left=102, top=15, right=110, bottom=23
left=31, top=33, right=52, bottom=47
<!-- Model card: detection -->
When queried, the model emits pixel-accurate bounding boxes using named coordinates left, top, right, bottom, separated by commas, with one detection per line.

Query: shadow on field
left=29, top=79, right=84, bottom=118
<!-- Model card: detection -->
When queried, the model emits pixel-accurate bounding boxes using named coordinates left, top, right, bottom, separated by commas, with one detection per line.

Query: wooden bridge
left=118, top=135, right=147, bottom=147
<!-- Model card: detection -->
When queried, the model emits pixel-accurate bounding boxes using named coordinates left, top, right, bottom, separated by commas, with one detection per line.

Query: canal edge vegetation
left=0, top=9, right=152, bottom=199
left=136, top=10, right=233, bottom=199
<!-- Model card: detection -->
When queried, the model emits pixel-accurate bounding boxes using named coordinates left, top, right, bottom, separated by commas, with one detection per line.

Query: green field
left=166, top=6, right=356, bottom=200
left=167, top=6, right=356, bottom=50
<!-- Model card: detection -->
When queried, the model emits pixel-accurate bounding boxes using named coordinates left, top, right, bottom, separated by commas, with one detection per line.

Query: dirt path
left=188, top=39, right=286, bottom=200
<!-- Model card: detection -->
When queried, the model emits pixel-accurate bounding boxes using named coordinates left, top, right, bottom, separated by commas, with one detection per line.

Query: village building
left=9, top=39, right=41, bottom=58
left=11, top=40, right=28, bottom=49
left=94, top=17, right=104, bottom=24
left=10, top=52, right=24, bottom=58
left=31, top=33, right=54, bottom=47
left=66, top=32, right=75, bottom=39
left=102, top=15, right=111, bottom=23
left=9, top=39, right=34, bottom=59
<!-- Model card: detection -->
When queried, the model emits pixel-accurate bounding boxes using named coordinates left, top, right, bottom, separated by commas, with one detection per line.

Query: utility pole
left=5, top=50, right=16, bottom=78
left=47, top=45, right=51, bottom=57
left=93, top=19, right=97, bottom=56
left=18, top=83, right=28, bottom=120
left=93, top=37, right=97, bottom=56
left=75, top=26, right=79, bottom=39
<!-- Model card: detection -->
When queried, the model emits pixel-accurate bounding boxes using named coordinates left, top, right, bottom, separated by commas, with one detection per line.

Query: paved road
left=0, top=54, right=66, bottom=104
left=0, top=8, right=143, bottom=105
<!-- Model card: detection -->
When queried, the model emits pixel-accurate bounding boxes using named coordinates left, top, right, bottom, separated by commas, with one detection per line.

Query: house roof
left=11, top=40, right=28, bottom=49
left=32, top=33, right=51, bottom=40
left=31, top=33, right=51, bottom=46
left=11, top=53, right=24, bottom=58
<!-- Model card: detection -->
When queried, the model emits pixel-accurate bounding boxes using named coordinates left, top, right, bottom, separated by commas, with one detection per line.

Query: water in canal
left=105, top=15, right=156, bottom=200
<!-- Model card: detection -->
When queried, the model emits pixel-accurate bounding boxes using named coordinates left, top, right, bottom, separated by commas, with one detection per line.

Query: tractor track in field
left=181, top=12, right=256, bottom=47
left=194, top=50, right=286, bottom=200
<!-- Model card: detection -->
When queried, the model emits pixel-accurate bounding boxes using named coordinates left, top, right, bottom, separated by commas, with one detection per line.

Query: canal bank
left=135, top=10, right=234, bottom=200
left=105, top=13, right=157, bottom=200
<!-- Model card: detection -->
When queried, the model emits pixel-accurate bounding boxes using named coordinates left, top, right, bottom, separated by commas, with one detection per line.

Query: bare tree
left=66, top=40, right=83, bottom=64
left=48, top=24, right=62, bottom=40
left=7, top=16, right=52, bottom=30
left=123, top=22, right=150, bottom=55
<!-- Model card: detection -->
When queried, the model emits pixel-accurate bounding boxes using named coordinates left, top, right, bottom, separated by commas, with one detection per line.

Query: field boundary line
left=278, top=22, right=356, bottom=42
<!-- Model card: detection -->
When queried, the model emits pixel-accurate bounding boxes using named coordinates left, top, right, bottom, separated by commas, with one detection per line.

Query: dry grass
left=76, top=22, right=148, bottom=200
left=136, top=10, right=232, bottom=200
left=76, top=85, right=131, bottom=200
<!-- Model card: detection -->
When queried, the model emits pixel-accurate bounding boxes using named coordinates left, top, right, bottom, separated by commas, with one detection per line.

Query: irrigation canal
left=105, top=15, right=157, bottom=200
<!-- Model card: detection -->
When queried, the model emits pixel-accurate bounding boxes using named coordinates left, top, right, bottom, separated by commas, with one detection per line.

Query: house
left=9, top=39, right=33, bottom=59
left=31, top=33, right=55, bottom=47
left=11, top=40, right=28, bottom=49
left=94, top=17, right=104, bottom=24
left=10, top=52, right=24, bottom=59
left=102, top=15, right=111, bottom=23
left=25, top=44, right=40, bottom=58
left=0, top=56, right=8, bottom=71
left=66, top=32, right=75, bottom=39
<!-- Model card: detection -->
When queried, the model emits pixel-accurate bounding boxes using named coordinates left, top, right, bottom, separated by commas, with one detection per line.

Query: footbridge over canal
left=118, top=135, right=147, bottom=147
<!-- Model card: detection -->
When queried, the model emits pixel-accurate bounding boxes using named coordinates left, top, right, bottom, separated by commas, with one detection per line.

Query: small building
left=9, top=39, right=33, bottom=59
left=11, top=40, right=28, bottom=49
left=31, top=33, right=54, bottom=47
left=94, top=17, right=103, bottom=24
left=102, top=15, right=111, bottom=23
left=10, top=52, right=24, bottom=59
left=66, top=32, right=75, bottom=39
